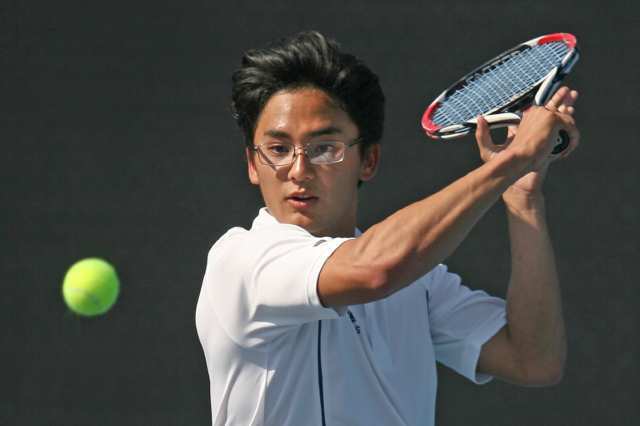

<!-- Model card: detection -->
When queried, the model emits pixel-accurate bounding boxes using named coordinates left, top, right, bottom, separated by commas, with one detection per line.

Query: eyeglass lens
left=259, top=141, right=345, bottom=165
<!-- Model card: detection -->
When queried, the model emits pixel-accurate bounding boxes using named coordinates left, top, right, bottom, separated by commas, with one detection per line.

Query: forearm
left=503, top=191, right=566, bottom=382
left=350, top=149, right=529, bottom=296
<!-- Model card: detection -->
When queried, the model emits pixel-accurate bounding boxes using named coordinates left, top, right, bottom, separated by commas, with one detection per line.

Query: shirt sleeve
left=202, top=225, right=352, bottom=350
left=423, top=264, right=507, bottom=384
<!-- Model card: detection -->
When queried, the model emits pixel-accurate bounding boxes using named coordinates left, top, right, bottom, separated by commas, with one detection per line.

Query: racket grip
left=552, top=130, right=570, bottom=154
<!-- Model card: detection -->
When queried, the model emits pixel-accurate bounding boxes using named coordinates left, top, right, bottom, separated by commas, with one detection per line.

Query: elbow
left=544, top=358, right=567, bottom=385
left=360, top=262, right=408, bottom=302
left=346, top=235, right=416, bottom=303
left=363, top=267, right=394, bottom=301
left=519, top=358, right=566, bottom=387
left=347, top=226, right=417, bottom=302
left=365, top=259, right=419, bottom=301
left=527, top=367, right=564, bottom=387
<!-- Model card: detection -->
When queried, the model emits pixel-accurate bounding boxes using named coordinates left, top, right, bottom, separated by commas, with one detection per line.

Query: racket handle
left=481, top=114, right=570, bottom=155
left=552, top=130, right=570, bottom=154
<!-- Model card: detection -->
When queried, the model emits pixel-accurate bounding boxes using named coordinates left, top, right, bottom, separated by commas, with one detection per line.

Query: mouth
left=286, top=194, right=319, bottom=209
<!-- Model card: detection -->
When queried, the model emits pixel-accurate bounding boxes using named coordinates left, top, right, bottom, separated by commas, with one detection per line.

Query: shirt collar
left=251, top=207, right=279, bottom=229
left=251, top=207, right=362, bottom=236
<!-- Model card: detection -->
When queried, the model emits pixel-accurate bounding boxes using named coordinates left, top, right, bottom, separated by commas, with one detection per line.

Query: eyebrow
left=263, top=126, right=344, bottom=140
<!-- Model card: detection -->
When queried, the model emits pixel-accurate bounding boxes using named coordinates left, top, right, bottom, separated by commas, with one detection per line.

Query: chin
left=287, top=211, right=318, bottom=230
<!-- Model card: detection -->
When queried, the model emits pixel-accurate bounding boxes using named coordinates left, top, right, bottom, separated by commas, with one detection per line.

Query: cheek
left=255, top=162, right=287, bottom=185
left=320, top=164, right=360, bottom=195
left=274, top=167, right=291, bottom=182
left=261, top=172, right=284, bottom=194
left=342, top=156, right=366, bottom=183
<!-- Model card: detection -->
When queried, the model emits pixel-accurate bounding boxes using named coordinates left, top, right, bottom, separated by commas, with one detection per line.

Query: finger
left=558, top=105, right=576, bottom=115
left=475, top=116, right=497, bottom=151
left=557, top=89, right=579, bottom=114
left=545, top=86, right=571, bottom=110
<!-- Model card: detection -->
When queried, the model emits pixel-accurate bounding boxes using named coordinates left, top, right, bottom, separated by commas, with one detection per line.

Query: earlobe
left=246, top=148, right=260, bottom=185
left=359, top=144, right=380, bottom=182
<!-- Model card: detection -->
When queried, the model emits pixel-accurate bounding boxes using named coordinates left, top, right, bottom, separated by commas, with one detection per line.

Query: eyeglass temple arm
left=347, top=138, right=363, bottom=147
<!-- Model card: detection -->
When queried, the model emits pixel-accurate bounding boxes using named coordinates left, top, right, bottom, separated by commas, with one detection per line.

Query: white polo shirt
left=196, top=208, right=506, bottom=426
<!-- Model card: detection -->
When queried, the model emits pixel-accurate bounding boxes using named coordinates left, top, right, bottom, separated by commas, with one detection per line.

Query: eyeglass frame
left=250, top=138, right=363, bottom=167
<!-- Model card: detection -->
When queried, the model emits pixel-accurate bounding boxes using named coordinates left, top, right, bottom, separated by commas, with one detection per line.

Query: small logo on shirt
left=347, top=310, right=361, bottom=334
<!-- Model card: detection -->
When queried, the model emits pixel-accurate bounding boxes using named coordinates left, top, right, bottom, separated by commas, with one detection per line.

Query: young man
left=196, top=31, right=580, bottom=425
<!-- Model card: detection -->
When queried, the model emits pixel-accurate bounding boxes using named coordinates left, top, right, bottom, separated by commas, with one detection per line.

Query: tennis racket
left=421, top=33, right=579, bottom=154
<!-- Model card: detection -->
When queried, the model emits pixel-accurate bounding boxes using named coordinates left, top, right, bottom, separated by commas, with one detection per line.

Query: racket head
left=422, top=33, right=579, bottom=140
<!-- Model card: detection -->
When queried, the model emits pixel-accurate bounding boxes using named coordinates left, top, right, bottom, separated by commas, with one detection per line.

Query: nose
left=287, top=147, right=314, bottom=182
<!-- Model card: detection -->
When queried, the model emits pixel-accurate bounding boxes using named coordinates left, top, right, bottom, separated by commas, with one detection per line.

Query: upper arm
left=317, top=237, right=390, bottom=308
left=426, top=265, right=508, bottom=384
left=205, top=229, right=351, bottom=348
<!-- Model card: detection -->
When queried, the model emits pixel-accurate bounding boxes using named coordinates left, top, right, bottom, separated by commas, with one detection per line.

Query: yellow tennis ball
left=62, top=258, right=120, bottom=316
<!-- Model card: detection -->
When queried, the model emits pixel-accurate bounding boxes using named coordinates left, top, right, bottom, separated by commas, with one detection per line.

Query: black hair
left=231, top=31, right=385, bottom=152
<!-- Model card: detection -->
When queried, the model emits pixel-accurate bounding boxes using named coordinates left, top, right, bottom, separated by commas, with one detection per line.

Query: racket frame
left=422, top=33, right=579, bottom=140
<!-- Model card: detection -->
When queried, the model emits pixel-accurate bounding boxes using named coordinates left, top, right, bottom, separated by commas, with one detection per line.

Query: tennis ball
left=62, top=258, right=120, bottom=316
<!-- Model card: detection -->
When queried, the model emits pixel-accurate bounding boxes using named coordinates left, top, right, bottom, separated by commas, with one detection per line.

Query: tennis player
left=196, top=31, right=580, bottom=425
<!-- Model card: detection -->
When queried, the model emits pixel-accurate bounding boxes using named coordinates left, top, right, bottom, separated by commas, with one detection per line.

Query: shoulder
left=209, top=223, right=320, bottom=254
left=207, top=222, right=334, bottom=272
left=206, top=226, right=247, bottom=263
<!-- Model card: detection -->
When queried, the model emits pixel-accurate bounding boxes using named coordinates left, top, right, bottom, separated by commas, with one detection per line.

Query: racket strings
left=433, top=42, right=569, bottom=127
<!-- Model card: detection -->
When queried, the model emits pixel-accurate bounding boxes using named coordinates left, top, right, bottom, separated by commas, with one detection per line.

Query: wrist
left=503, top=188, right=546, bottom=215
left=488, top=149, right=531, bottom=186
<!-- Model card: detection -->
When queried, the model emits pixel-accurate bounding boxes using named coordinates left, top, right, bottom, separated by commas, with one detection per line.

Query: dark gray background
left=2, top=0, right=638, bottom=425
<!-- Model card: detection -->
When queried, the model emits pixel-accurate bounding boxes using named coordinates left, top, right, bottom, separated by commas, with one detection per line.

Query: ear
left=246, top=147, right=260, bottom=185
left=359, top=143, right=380, bottom=182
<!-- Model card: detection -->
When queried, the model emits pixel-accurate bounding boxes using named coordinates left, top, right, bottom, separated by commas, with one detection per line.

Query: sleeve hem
left=306, top=237, right=352, bottom=318
left=467, top=312, right=508, bottom=384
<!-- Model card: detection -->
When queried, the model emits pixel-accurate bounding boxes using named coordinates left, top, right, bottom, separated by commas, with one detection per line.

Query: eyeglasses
left=251, top=139, right=362, bottom=166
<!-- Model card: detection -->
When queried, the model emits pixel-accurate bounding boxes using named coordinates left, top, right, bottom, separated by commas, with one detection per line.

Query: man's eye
left=309, top=142, right=336, bottom=155
left=266, top=144, right=291, bottom=155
